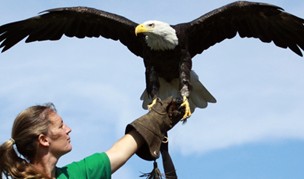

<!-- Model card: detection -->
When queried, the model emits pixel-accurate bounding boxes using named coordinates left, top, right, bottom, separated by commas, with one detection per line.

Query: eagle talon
left=180, top=96, right=192, bottom=120
left=147, top=98, right=158, bottom=110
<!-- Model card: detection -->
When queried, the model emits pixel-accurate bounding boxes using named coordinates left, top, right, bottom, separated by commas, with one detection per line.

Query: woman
left=0, top=97, right=183, bottom=179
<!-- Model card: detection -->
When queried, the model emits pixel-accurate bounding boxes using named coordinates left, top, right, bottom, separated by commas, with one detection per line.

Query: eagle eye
left=148, top=23, right=155, bottom=28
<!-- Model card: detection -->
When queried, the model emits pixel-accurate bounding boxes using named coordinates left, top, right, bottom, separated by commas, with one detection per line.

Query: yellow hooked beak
left=135, top=24, right=148, bottom=36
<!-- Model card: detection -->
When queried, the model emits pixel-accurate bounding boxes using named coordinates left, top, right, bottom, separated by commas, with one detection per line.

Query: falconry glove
left=125, top=96, right=184, bottom=161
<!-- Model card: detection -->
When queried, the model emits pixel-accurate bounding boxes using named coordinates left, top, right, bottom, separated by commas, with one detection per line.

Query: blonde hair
left=0, top=103, right=56, bottom=179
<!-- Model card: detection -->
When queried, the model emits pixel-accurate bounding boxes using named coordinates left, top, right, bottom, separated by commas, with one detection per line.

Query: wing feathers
left=176, top=1, right=304, bottom=57
left=0, top=7, right=143, bottom=56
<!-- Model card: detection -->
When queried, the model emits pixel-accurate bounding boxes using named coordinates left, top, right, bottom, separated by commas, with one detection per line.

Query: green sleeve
left=56, top=152, right=111, bottom=179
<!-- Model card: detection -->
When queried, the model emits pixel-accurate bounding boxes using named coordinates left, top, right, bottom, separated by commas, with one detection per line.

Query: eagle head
left=135, top=20, right=178, bottom=51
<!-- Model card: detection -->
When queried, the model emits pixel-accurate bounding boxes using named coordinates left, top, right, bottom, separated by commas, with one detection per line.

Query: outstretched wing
left=0, top=6, right=143, bottom=57
left=174, top=1, right=304, bottom=57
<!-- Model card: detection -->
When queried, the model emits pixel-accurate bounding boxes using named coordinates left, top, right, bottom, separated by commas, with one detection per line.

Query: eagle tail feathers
left=140, top=70, right=216, bottom=112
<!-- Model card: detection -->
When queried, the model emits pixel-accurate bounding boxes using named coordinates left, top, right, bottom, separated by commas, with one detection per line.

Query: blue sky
left=1, top=0, right=304, bottom=178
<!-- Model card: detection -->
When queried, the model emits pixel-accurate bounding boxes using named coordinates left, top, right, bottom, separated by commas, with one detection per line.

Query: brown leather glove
left=125, top=96, right=184, bottom=161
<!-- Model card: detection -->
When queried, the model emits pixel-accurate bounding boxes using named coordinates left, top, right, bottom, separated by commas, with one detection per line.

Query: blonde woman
left=0, top=97, right=183, bottom=179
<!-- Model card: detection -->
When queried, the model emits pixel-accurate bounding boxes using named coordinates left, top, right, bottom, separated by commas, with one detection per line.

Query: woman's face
left=46, top=112, right=72, bottom=158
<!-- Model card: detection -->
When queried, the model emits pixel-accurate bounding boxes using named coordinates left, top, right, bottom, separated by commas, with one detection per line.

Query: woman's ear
left=38, top=134, right=50, bottom=147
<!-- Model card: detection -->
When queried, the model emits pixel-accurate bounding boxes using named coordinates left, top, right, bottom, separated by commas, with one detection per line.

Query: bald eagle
left=1, top=1, right=304, bottom=120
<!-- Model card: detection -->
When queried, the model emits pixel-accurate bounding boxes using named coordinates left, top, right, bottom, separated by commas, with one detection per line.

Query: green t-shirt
left=56, top=152, right=111, bottom=179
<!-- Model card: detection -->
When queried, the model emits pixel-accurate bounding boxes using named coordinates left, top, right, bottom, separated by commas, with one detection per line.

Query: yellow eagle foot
left=147, top=98, right=158, bottom=110
left=181, top=96, right=191, bottom=120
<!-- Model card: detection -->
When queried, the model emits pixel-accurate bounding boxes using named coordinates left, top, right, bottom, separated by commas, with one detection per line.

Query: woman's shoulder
left=56, top=152, right=111, bottom=179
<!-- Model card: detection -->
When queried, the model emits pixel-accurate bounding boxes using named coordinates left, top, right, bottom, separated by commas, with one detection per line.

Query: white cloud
left=171, top=107, right=304, bottom=155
